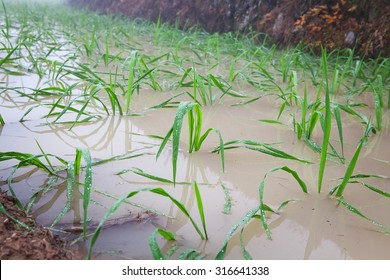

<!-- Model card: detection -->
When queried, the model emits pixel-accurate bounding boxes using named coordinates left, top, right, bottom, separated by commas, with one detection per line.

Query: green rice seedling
left=0, top=202, right=34, bottom=232
left=87, top=187, right=207, bottom=259
left=0, top=43, right=22, bottom=68
left=277, top=49, right=292, bottom=83
left=0, top=113, right=4, bottom=125
left=333, top=197, right=390, bottom=235
left=43, top=85, right=105, bottom=129
left=157, top=101, right=225, bottom=185
left=74, top=148, right=93, bottom=240
left=177, top=249, right=204, bottom=260
left=139, top=57, right=162, bottom=92
left=335, top=179, right=390, bottom=198
left=215, top=206, right=259, bottom=260
left=215, top=166, right=306, bottom=259
left=24, top=175, right=61, bottom=215
left=294, top=86, right=308, bottom=140
left=40, top=147, right=93, bottom=240
left=0, top=150, right=67, bottom=209
left=369, top=75, right=384, bottom=131
left=0, top=151, right=65, bottom=177
left=116, top=167, right=190, bottom=185
left=336, top=103, right=372, bottom=129
left=189, top=65, right=211, bottom=105
left=256, top=166, right=307, bottom=240
left=148, top=228, right=176, bottom=260
left=21, top=43, right=46, bottom=79
left=63, top=63, right=123, bottom=115
left=92, top=149, right=154, bottom=167
left=331, top=124, right=371, bottom=198
left=239, top=227, right=252, bottom=260
left=254, top=44, right=276, bottom=69
left=333, top=106, right=345, bottom=160
left=254, top=65, right=286, bottom=101
left=332, top=49, right=354, bottom=95
left=83, top=25, right=97, bottom=58
left=370, top=57, right=390, bottom=82
left=148, top=228, right=204, bottom=260
left=102, top=35, right=110, bottom=66
left=179, top=66, right=245, bottom=103
left=228, top=59, right=237, bottom=83
left=258, top=119, right=285, bottom=126
left=318, top=48, right=332, bottom=193
left=148, top=92, right=184, bottom=109
left=153, top=14, right=162, bottom=43
left=212, top=139, right=312, bottom=164
left=123, top=52, right=161, bottom=114
left=194, top=181, right=208, bottom=240
left=351, top=59, right=363, bottom=87
left=221, top=183, right=231, bottom=215
left=0, top=0, right=10, bottom=41
left=286, top=70, right=299, bottom=105
left=50, top=162, right=75, bottom=227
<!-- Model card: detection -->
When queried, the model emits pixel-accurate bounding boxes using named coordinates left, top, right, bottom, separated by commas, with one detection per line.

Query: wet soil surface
left=0, top=190, right=75, bottom=260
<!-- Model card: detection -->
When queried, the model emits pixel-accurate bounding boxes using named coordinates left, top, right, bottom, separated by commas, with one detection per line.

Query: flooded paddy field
left=0, top=0, right=389, bottom=260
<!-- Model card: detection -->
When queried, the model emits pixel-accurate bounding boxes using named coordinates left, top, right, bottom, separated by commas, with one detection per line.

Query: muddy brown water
left=1, top=37, right=389, bottom=259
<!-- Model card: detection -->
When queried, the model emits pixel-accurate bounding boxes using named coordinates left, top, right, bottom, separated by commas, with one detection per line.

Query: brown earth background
left=67, top=0, right=390, bottom=58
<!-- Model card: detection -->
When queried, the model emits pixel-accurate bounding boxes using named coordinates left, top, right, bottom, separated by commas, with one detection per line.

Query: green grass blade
left=239, top=227, right=252, bottom=260
left=194, top=181, right=208, bottom=240
left=333, top=107, right=344, bottom=158
left=74, top=148, right=93, bottom=240
left=156, top=127, right=173, bottom=160
left=35, top=140, right=55, bottom=172
left=221, top=183, right=232, bottom=214
left=213, top=129, right=225, bottom=172
left=269, top=166, right=308, bottom=193
left=171, top=102, right=197, bottom=184
left=258, top=119, right=285, bottom=125
left=51, top=163, right=75, bottom=227
left=178, top=249, right=204, bottom=260
left=93, top=150, right=152, bottom=166
left=213, top=140, right=312, bottom=164
left=215, top=206, right=259, bottom=260
left=258, top=179, right=272, bottom=240
left=0, top=202, right=35, bottom=232
left=117, top=167, right=190, bottom=185
left=318, top=48, right=332, bottom=193
left=149, top=228, right=176, bottom=260
left=150, top=188, right=205, bottom=239
left=149, top=230, right=165, bottom=260
left=126, top=52, right=137, bottom=114
left=0, top=152, right=62, bottom=175
left=360, top=183, right=390, bottom=198
left=148, top=92, right=184, bottom=109
left=334, top=197, right=390, bottom=234
left=335, top=126, right=369, bottom=197
left=255, top=166, right=308, bottom=241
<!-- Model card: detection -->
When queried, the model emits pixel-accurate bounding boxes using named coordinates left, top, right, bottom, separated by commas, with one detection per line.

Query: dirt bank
left=0, top=191, right=76, bottom=260
left=67, top=0, right=390, bottom=58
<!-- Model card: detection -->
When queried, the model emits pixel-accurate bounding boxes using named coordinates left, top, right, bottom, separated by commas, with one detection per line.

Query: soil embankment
left=67, top=0, right=390, bottom=58
left=0, top=191, right=76, bottom=259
